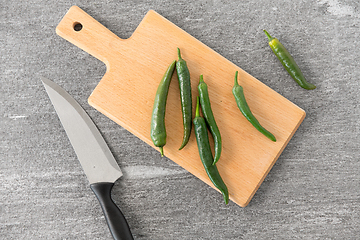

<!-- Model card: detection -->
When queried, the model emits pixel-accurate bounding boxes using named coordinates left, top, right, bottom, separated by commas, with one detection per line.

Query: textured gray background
left=1, top=0, right=360, bottom=239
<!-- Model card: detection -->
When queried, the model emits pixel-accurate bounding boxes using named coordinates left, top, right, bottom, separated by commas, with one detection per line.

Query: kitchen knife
left=41, top=76, right=133, bottom=240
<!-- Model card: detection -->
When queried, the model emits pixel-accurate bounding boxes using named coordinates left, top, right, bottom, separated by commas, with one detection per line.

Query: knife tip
left=40, top=76, right=49, bottom=84
left=40, top=76, right=57, bottom=90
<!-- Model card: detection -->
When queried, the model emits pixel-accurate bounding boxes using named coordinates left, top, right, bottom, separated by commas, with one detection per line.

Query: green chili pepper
left=193, top=96, right=229, bottom=204
left=264, top=30, right=316, bottom=90
left=176, top=48, right=192, bottom=150
left=198, top=75, right=222, bottom=165
left=151, top=60, right=176, bottom=156
left=232, top=71, right=276, bottom=142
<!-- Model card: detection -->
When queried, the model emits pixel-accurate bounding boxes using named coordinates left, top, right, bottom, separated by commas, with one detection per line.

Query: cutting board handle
left=56, top=6, right=123, bottom=68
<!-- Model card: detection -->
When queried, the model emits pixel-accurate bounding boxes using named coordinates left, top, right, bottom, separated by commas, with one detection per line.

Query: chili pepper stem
left=263, top=29, right=274, bottom=42
left=234, top=71, right=239, bottom=86
left=199, top=74, right=204, bottom=84
left=195, top=96, right=200, bottom=118
left=177, top=47, right=182, bottom=60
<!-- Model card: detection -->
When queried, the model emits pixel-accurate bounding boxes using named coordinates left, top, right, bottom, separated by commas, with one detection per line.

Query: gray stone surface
left=1, top=0, right=360, bottom=239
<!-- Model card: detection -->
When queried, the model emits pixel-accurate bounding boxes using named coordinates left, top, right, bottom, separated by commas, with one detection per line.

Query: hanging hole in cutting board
left=73, top=22, right=83, bottom=31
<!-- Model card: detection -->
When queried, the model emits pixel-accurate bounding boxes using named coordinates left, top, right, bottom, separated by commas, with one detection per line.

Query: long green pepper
left=198, top=75, right=222, bottom=165
left=193, top=97, right=229, bottom=204
left=176, top=48, right=192, bottom=150
left=264, top=30, right=316, bottom=90
left=150, top=60, right=176, bottom=156
left=232, top=71, right=276, bottom=142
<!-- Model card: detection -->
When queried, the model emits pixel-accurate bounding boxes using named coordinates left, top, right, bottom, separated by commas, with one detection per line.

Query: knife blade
left=41, top=76, right=133, bottom=240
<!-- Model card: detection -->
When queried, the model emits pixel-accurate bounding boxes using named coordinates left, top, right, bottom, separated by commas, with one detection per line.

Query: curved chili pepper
left=198, top=75, right=222, bottom=165
left=264, top=30, right=316, bottom=90
left=176, top=48, right=192, bottom=150
left=193, top=96, right=229, bottom=204
left=150, top=60, right=176, bottom=156
left=232, top=71, right=276, bottom=142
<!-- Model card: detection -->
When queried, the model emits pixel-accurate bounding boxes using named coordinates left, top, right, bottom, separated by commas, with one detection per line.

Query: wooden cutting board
left=56, top=6, right=305, bottom=207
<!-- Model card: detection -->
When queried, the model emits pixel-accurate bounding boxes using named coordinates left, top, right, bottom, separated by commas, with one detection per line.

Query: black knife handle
left=90, top=182, right=134, bottom=240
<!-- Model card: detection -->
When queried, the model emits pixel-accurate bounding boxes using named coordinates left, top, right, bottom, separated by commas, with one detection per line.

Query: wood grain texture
left=55, top=6, right=305, bottom=207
